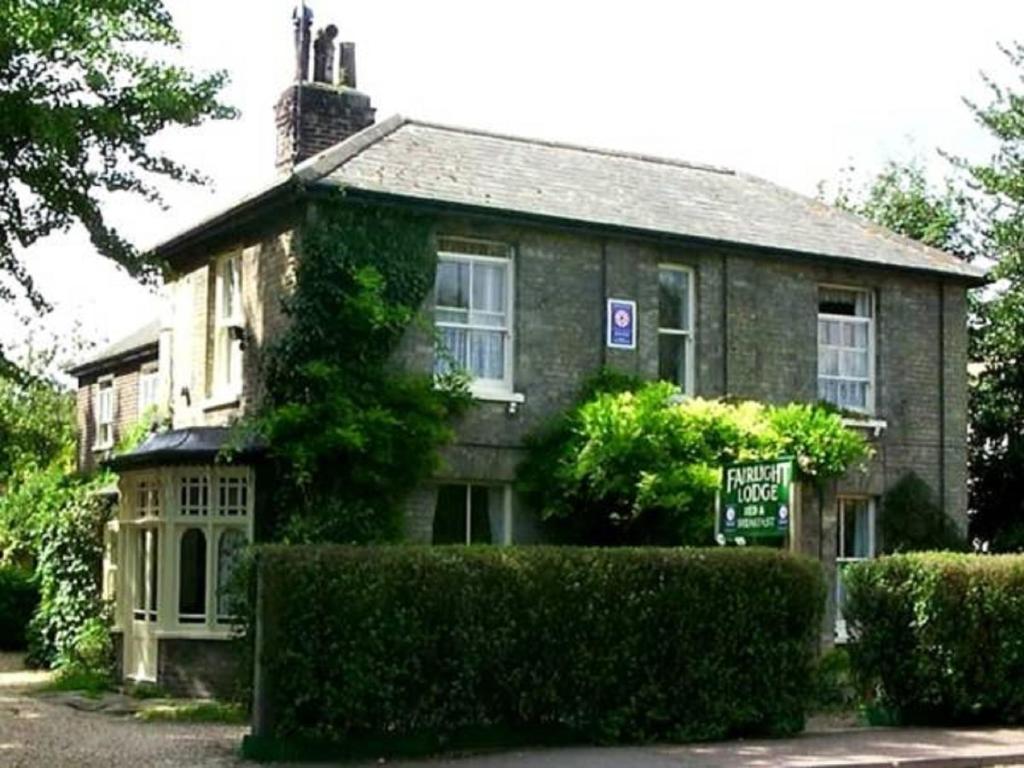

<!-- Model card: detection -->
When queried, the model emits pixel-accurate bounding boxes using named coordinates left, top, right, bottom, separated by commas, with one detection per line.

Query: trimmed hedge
left=252, top=546, right=824, bottom=756
left=845, top=553, right=1024, bottom=724
left=0, top=564, right=38, bottom=651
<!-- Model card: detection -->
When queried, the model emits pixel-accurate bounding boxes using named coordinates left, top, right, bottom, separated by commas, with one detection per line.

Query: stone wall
left=157, top=638, right=240, bottom=699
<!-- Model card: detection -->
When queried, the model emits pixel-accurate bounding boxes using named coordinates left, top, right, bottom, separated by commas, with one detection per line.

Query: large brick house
left=78, top=8, right=985, bottom=693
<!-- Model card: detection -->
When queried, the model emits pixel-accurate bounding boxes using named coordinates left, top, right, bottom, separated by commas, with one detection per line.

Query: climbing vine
left=250, top=195, right=469, bottom=543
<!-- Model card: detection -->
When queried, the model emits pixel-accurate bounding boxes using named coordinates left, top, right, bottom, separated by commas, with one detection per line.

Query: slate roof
left=156, top=115, right=986, bottom=282
left=67, top=319, right=160, bottom=377
left=106, top=426, right=264, bottom=471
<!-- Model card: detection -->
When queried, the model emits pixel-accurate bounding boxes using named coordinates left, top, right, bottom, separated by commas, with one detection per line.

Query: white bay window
left=434, top=238, right=513, bottom=397
left=818, top=286, right=874, bottom=413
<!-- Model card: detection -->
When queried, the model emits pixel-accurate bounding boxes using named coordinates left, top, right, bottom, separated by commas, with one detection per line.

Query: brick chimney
left=274, top=4, right=376, bottom=173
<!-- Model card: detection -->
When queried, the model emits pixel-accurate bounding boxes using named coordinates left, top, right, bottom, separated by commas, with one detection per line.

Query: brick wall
left=395, top=214, right=972, bottom=549
left=274, top=83, right=374, bottom=171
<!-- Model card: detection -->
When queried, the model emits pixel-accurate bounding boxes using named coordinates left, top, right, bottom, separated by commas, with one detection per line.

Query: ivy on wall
left=248, top=195, right=469, bottom=544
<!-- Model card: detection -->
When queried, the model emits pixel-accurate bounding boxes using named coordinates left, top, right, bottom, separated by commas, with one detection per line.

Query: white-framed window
left=216, top=529, right=247, bottom=623
left=835, top=496, right=876, bottom=642
left=658, top=265, right=695, bottom=394
left=137, top=365, right=159, bottom=415
left=818, top=286, right=875, bottom=413
left=434, top=237, right=514, bottom=397
left=94, top=377, right=115, bottom=449
left=211, top=252, right=243, bottom=397
left=432, top=483, right=513, bottom=545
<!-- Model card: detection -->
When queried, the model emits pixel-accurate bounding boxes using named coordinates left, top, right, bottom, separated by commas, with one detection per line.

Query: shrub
left=0, top=564, right=38, bottom=650
left=878, top=473, right=964, bottom=553
left=253, top=546, right=824, bottom=755
left=519, top=381, right=870, bottom=546
left=844, top=553, right=1024, bottom=724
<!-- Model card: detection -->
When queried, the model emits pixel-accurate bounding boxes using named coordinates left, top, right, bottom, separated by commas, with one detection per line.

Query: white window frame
left=657, top=264, right=696, bottom=396
left=434, top=239, right=515, bottom=399
left=211, top=252, right=243, bottom=399
left=835, top=495, right=877, bottom=643
left=817, top=284, right=876, bottom=415
left=137, top=365, right=160, bottom=416
left=94, top=377, right=115, bottom=450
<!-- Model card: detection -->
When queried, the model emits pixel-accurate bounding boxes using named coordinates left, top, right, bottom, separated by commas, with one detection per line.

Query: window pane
left=468, top=330, right=505, bottom=380
left=472, top=263, right=506, bottom=315
left=217, top=529, right=247, bottom=620
left=486, top=486, right=507, bottom=544
left=178, top=529, right=207, bottom=621
left=435, top=326, right=467, bottom=375
left=469, top=485, right=492, bottom=544
left=148, top=530, right=159, bottom=619
left=134, top=530, right=146, bottom=614
left=820, top=288, right=870, bottom=317
left=658, top=334, right=688, bottom=388
left=659, top=269, right=690, bottom=330
left=433, top=484, right=468, bottom=544
left=840, top=499, right=872, bottom=559
left=436, top=261, right=469, bottom=308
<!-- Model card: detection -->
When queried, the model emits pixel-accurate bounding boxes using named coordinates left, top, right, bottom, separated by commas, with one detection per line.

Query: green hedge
left=253, top=546, right=824, bottom=756
left=845, top=553, right=1024, bottom=724
left=0, top=564, right=38, bottom=651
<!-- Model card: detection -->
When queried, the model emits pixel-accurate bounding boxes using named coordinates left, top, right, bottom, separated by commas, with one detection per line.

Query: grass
left=124, top=680, right=168, bottom=700
left=135, top=700, right=248, bottom=724
left=41, top=666, right=112, bottom=699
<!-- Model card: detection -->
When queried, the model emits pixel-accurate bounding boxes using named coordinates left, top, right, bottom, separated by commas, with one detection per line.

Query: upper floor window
left=434, top=238, right=513, bottom=396
left=818, top=286, right=874, bottom=413
left=94, top=378, right=115, bottom=449
left=211, top=253, right=243, bottom=398
left=138, top=365, right=159, bottom=415
left=658, top=265, right=695, bottom=394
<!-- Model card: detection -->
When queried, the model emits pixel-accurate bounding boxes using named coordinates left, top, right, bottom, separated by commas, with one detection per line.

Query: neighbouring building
left=72, top=7, right=986, bottom=694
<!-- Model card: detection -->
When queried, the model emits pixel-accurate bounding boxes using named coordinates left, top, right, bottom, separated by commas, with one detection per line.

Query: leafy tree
left=954, top=42, right=1024, bottom=550
left=518, top=380, right=870, bottom=546
left=0, top=0, right=235, bottom=353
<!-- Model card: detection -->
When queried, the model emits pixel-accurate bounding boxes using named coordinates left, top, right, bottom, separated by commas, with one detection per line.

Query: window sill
left=841, top=417, right=888, bottom=437
left=471, top=388, right=525, bottom=404
left=92, top=443, right=114, bottom=453
left=152, top=627, right=235, bottom=640
left=202, top=393, right=241, bottom=412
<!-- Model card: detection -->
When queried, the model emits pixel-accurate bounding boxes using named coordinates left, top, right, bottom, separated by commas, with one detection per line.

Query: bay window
left=818, top=286, right=874, bottom=413
left=658, top=265, right=695, bottom=394
left=434, top=238, right=513, bottom=396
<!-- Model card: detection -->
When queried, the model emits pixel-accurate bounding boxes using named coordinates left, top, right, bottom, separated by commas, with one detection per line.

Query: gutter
left=66, top=342, right=159, bottom=379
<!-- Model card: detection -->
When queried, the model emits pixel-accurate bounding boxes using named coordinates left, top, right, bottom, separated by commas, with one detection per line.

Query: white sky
left=6, top=0, right=1022, bottom=369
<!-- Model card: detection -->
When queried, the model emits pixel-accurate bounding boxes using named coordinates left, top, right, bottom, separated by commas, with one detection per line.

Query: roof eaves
left=67, top=341, right=159, bottom=378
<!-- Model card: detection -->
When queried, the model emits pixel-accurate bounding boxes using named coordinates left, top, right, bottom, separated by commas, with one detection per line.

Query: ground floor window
left=178, top=528, right=207, bottom=623
left=432, top=483, right=512, bottom=545
left=835, top=496, right=876, bottom=642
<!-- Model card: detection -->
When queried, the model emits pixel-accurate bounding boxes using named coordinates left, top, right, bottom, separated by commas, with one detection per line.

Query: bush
left=844, top=553, right=1024, bottom=724
left=518, top=381, right=870, bottom=546
left=0, top=564, right=38, bottom=650
left=878, top=473, right=964, bottom=553
left=253, top=546, right=824, bottom=756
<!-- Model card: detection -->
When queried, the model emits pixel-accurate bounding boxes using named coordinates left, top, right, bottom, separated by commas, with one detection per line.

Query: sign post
left=716, top=457, right=794, bottom=546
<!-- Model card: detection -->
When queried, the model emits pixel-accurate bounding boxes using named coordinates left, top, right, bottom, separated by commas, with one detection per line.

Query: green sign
left=717, top=458, right=794, bottom=542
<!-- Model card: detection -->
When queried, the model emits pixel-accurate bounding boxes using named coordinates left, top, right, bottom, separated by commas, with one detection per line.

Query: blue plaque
left=607, top=299, right=636, bottom=349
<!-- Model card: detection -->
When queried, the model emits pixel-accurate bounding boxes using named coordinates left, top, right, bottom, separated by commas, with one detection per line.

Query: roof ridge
left=404, top=118, right=736, bottom=176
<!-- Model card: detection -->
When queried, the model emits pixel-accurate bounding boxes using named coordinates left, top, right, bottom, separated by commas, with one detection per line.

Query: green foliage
left=519, top=380, right=869, bottom=545
left=878, top=472, right=964, bottom=553
left=43, top=665, right=112, bottom=699
left=844, top=553, right=1024, bottom=725
left=0, top=0, right=235, bottom=333
left=0, top=564, right=39, bottom=650
left=824, top=160, right=973, bottom=255
left=811, top=648, right=858, bottom=713
left=26, top=475, right=113, bottom=669
left=256, top=545, right=825, bottom=751
left=249, top=197, right=469, bottom=543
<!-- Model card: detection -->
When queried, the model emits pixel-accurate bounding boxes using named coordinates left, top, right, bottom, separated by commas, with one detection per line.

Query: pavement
left=3, top=652, right=1024, bottom=767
